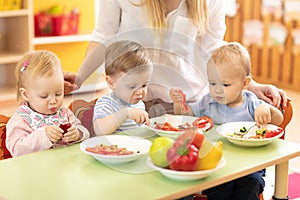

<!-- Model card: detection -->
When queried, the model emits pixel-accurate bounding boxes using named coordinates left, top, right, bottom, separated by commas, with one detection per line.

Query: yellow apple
left=149, top=137, right=174, bottom=167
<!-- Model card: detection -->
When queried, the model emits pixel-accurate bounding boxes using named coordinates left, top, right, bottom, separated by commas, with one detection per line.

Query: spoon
left=243, top=124, right=267, bottom=138
left=241, top=125, right=257, bottom=138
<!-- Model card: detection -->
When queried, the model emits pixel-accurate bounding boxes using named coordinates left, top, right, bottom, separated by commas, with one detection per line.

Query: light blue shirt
left=189, top=91, right=263, bottom=125
left=93, top=92, right=145, bottom=132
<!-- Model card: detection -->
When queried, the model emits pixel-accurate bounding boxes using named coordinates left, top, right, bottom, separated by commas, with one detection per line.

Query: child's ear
left=19, top=87, right=29, bottom=101
left=106, top=76, right=115, bottom=89
left=243, top=76, right=251, bottom=89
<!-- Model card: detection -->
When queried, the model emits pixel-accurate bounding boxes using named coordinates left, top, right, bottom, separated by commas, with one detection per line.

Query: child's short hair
left=15, top=50, right=62, bottom=102
left=104, top=40, right=152, bottom=76
left=208, top=42, right=251, bottom=76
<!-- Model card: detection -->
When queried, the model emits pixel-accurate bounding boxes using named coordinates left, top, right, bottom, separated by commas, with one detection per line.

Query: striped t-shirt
left=93, top=92, right=145, bottom=132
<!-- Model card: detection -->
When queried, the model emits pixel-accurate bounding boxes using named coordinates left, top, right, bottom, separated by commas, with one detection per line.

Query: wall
left=33, top=0, right=95, bottom=72
left=224, top=0, right=300, bottom=92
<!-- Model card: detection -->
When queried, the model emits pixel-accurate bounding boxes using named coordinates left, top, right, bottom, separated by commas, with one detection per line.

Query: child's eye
left=142, top=83, right=149, bottom=88
left=56, top=93, right=62, bottom=97
left=128, top=86, right=136, bottom=90
left=40, top=95, right=48, bottom=99
left=223, top=84, right=230, bottom=87
left=209, top=82, right=216, bottom=86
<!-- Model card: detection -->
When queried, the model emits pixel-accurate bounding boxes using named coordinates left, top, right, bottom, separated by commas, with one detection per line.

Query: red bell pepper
left=192, top=116, right=214, bottom=131
left=167, top=140, right=199, bottom=171
left=155, top=122, right=180, bottom=131
left=265, top=127, right=283, bottom=138
left=179, top=90, right=189, bottom=113
left=176, top=129, right=204, bottom=149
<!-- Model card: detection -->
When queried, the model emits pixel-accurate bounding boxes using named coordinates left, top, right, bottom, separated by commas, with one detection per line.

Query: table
left=0, top=127, right=299, bottom=200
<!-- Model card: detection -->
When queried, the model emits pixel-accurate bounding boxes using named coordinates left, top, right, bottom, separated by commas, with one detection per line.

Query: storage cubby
left=0, top=0, right=96, bottom=102
left=0, top=0, right=32, bottom=101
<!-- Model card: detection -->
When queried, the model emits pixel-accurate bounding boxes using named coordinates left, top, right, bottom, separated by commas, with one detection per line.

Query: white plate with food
left=80, top=135, right=152, bottom=164
left=147, top=157, right=226, bottom=181
left=146, top=114, right=213, bottom=139
left=216, top=121, right=284, bottom=147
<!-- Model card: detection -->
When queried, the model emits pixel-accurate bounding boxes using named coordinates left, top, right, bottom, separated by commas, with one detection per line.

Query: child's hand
left=62, top=126, right=81, bottom=143
left=128, top=108, right=150, bottom=125
left=45, top=125, right=64, bottom=143
left=254, top=103, right=271, bottom=127
left=169, top=87, right=190, bottom=114
left=169, top=87, right=185, bottom=103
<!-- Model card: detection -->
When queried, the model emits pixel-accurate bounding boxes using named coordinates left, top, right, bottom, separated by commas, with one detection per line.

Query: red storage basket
left=34, top=12, right=79, bottom=36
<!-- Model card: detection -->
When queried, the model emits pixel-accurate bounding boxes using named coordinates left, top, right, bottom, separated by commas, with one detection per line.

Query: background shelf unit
left=0, top=0, right=96, bottom=102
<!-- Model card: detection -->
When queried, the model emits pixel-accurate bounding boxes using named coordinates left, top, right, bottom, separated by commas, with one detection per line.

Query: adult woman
left=64, top=0, right=287, bottom=115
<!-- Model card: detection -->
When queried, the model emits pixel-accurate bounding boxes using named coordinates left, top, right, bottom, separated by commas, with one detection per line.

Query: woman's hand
left=248, top=81, right=288, bottom=108
left=63, top=72, right=79, bottom=94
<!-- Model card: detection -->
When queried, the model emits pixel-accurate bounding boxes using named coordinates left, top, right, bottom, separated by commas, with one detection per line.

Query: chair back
left=259, top=99, right=293, bottom=200
left=68, top=99, right=98, bottom=137
left=0, top=115, right=12, bottom=160
left=278, top=99, right=293, bottom=139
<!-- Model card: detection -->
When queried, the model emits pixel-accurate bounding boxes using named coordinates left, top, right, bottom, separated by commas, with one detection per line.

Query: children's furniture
left=68, top=98, right=98, bottom=137
left=0, top=114, right=12, bottom=160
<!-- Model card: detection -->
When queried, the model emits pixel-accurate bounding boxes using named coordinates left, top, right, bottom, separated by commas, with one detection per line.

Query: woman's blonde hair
left=132, top=0, right=208, bottom=36
left=208, top=42, right=252, bottom=77
left=105, top=40, right=152, bottom=76
left=15, top=50, right=62, bottom=102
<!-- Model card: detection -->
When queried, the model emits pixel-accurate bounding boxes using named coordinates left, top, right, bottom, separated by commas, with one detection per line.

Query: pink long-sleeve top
left=6, top=103, right=89, bottom=157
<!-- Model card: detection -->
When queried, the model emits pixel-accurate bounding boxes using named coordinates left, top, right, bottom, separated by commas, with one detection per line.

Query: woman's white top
left=91, top=0, right=226, bottom=103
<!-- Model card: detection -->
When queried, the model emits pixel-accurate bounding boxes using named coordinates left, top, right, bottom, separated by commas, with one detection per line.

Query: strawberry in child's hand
left=59, top=122, right=71, bottom=134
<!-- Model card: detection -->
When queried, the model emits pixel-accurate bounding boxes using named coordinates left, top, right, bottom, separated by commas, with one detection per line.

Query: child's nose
left=135, top=87, right=144, bottom=95
left=49, top=97, right=57, bottom=104
left=215, top=85, right=224, bottom=93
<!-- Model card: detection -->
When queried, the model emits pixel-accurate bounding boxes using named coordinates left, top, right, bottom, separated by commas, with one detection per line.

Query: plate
left=80, top=135, right=152, bottom=164
left=147, top=157, right=226, bottom=181
left=146, top=114, right=211, bottom=139
left=216, top=121, right=284, bottom=147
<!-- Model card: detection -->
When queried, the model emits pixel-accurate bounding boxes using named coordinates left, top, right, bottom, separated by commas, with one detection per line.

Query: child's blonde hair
left=131, top=0, right=208, bottom=36
left=105, top=40, right=152, bottom=76
left=208, top=42, right=251, bottom=77
left=15, top=50, right=62, bottom=102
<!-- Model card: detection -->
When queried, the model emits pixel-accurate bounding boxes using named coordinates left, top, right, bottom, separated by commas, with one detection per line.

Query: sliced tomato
left=117, top=149, right=135, bottom=155
left=86, top=144, right=126, bottom=155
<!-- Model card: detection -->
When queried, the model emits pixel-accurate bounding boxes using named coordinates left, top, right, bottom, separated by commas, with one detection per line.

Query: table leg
left=273, top=161, right=289, bottom=200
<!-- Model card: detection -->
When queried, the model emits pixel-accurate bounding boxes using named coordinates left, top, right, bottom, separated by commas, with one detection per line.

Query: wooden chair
left=0, top=114, right=12, bottom=160
left=259, top=99, right=293, bottom=200
left=68, top=99, right=98, bottom=137
left=277, top=99, right=293, bottom=139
